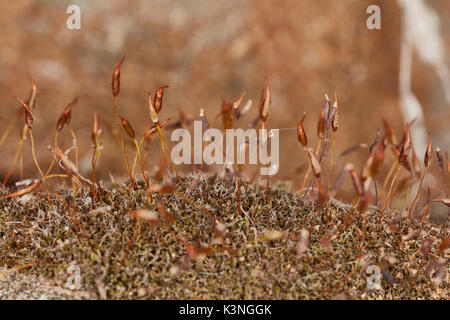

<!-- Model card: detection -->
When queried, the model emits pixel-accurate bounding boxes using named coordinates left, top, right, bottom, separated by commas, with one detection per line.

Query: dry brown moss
left=0, top=174, right=448, bottom=299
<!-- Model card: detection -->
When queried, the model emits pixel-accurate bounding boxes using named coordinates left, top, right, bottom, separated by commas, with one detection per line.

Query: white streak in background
left=397, top=0, right=450, bottom=157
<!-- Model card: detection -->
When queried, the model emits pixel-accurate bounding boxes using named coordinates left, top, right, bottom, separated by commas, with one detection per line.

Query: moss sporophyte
left=0, top=59, right=448, bottom=299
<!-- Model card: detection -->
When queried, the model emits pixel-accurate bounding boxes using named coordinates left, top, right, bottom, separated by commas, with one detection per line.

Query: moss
left=0, top=174, right=448, bottom=299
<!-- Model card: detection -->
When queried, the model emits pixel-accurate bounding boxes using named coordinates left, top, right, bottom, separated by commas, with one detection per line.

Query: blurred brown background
left=1, top=0, right=449, bottom=202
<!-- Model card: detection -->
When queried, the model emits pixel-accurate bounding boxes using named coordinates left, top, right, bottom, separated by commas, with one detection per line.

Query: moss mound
left=0, top=175, right=448, bottom=299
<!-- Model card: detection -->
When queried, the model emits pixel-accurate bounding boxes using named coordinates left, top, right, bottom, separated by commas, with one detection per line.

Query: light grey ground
left=0, top=267, right=91, bottom=300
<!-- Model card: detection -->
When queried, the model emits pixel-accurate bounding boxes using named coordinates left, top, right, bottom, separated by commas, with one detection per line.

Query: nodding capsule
left=27, top=73, right=38, bottom=111
left=91, top=112, right=103, bottom=144
left=424, top=135, right=432, bottom=168
left=259, top=78, right=271, bottom=122
left=233, top=91, right=246, bottom=119
left=112, top=56, right=125, bottom=97
left=15, top=97, right=33, bottom=129
left=119, top=116, right=136, bottom=139
left=56, top=114, right=67, bottom=132
left=348, top=165, right=364, bottom=197
left=154, top=85, right=169, bottom=113
left=297, top=112, right=308, bottom=147
left=317, top=110, right=325, bottom=139
left=56, top=97, right=78, bottom=132
left=148, top=91, right=159, bottom=124
left=304, top=147, right=321, bottom=179
left=330, top=93, right=339, bottom=132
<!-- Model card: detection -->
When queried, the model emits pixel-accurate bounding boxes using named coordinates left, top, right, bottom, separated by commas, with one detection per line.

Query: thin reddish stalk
left=113, top=96, right=134, bottom=188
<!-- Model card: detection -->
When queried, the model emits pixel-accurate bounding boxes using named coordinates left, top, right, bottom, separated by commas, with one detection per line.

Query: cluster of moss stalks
left=0, top=174, right=447, bottom=299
